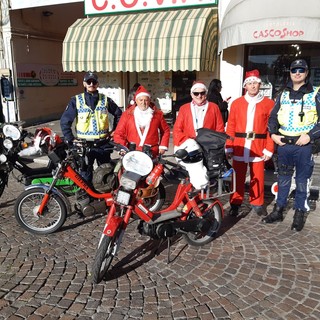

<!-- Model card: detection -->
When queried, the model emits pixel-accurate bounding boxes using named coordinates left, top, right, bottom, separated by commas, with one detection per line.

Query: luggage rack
left=201, top=167, right=236, bottom=200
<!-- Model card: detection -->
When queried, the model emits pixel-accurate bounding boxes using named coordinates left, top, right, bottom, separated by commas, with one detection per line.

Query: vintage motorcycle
left=91, top=144, right=235, bottom=284
left=13, top=142, right=166, bottom=235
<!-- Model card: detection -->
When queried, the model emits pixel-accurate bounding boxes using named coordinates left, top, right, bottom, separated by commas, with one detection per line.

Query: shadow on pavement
left=105, top=235, right=184, bottom=281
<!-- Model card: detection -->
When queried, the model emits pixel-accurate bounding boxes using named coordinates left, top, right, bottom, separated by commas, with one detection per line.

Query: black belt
left=235, top=132, right=267, bottom=140
left=281, top=136, right=300, bottom=144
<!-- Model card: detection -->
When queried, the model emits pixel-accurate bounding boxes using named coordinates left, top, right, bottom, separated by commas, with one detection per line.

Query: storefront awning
left=218, top=0, right=320, bottom=52
left=62, top=8, right=218, bottom=72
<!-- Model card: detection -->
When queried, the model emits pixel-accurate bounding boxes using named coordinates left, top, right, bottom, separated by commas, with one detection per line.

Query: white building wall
left=218, top=0, right=244, bottom=103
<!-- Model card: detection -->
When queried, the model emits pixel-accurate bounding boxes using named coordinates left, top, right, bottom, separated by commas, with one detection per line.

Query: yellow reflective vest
left=75, top=93, right=109, bottom=140
left=278, top=87, right=320, bottom=136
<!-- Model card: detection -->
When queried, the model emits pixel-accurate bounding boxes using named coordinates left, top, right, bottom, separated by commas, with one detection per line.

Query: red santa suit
left=173, top=101, right=225, bottom=146
left=113, top=105, right=170, bottom=158
left=173, top=81, right=225, bottom=189
left=226, top=89, right=274, bottom=207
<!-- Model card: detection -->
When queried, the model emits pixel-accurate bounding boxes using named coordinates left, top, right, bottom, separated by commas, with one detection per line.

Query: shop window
left=245, top=43, right=320, bottom=99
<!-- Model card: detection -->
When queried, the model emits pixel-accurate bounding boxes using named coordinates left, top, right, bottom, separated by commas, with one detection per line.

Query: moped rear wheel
left=91, top=229, right=121, bottom=284
left=14, top=187, right=67, bottom=235
left=184, top=201, right=222, bottom=246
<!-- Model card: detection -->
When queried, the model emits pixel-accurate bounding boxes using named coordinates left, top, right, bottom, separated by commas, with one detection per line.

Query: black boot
left=262, top=204, right=284, bottom=223
left=229, top=204, right=240, bottom=217
left=291, top=209, right=305, bottom=231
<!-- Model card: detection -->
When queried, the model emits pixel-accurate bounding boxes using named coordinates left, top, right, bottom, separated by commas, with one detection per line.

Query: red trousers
left=230, top=160, right=265, bottom=206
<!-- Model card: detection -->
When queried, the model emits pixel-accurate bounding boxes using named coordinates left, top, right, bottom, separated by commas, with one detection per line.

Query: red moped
left=91, top=146, right=235, bottom=284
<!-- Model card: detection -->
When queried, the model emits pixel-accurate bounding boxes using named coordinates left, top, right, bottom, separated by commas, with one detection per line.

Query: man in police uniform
left=60, top=72, right=122, bottom=182
left=264, top=59, right=320, bottom=231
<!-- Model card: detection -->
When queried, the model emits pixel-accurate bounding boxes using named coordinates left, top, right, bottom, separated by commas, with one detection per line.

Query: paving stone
left=1, top=125, right=320, bottom=319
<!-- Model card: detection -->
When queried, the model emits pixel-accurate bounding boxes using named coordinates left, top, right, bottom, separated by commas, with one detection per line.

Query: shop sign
left=253, top=28, right=304, bottom=40
left=16, top=64, right=78, bottom=87
left=85, top=0, right=217, bottom=15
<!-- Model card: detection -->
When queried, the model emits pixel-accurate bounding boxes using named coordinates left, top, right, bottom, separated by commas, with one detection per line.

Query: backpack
left=195, top=128, right=230, bottom=178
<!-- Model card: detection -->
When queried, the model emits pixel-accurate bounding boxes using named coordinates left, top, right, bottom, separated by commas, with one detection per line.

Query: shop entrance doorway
left=171, top=71, right=196, bottom=124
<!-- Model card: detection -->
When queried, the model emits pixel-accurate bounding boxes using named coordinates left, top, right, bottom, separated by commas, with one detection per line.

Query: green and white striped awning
left=62, top=8, right=218, bottom=72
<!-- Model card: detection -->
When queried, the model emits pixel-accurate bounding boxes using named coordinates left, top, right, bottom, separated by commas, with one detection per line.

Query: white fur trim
left=135, top=92, right=151, bottom=100
left=243, top=76, right=261, bottom=88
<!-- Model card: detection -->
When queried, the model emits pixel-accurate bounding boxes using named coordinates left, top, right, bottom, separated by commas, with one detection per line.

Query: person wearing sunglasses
left=263, top=59, right=320, bottom=231
left=226, top=70, right=275, bottom=217
left=60, top=71, right=122, bottom=182
left=173, top=81, right=225, bottom=190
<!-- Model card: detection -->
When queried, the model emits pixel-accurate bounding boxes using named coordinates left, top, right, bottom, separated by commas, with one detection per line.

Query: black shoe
left=262, top=205, right=284, bottom=223
left=251, top=205, right=267, bottom=217
left=291, top=209, right=305, bottom=231
left=229, top=204, right=240, bottom=217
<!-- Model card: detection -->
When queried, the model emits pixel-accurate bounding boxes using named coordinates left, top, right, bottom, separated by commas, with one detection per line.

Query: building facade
left=219, top=0, right=320, bottom=104
left=1, top=0, right=319, bottom=124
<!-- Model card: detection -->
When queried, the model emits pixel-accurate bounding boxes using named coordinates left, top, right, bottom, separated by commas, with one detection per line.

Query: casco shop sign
left=253, top=28, right=304, bottom=39
left=85, top=0, right=217, bottom=15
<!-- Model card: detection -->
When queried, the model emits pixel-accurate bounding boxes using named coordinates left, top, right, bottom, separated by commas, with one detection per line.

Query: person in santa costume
left=226, top=70, right=274, bottom=217
left=226, top=70, right=274, bottom=216
left=173, top=81, right=225, bottom=190
left=113, top=85, right=170, bottom=158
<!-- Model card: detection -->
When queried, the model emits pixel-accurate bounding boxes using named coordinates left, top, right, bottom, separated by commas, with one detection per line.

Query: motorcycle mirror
left=174, top=149, right=189, bottom=160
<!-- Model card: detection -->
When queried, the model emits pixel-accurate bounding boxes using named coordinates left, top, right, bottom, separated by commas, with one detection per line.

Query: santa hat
left=190, top=81, right=208, bottom=94
left=243, top=69, right=261, bottom=88
left=134, top=85, right=151, bottom=100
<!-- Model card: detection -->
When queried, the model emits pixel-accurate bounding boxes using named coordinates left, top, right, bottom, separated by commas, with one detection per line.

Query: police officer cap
left=83, top=71, right=98, bottom=82
left=290, top=59, right=308, bottom=70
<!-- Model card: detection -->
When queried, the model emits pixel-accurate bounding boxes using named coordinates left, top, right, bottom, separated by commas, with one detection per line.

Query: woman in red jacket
left=113, top=85, right=170, bottom=158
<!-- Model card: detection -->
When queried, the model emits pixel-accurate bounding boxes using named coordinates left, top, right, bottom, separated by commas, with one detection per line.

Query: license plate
left=116, top=190, right=131, bottom=205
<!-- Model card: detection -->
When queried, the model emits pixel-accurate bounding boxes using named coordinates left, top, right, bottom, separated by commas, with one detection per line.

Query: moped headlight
left=3, top=124, right=21, bottom=140
left=120, top=175, right=137, bottom=190
left=0, top=154, right=7, bottom=163
left=3, top=138, right=13, bottom=150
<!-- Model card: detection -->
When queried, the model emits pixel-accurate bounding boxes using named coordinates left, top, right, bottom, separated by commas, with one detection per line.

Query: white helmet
left=174, top=139, right=208, bottom=189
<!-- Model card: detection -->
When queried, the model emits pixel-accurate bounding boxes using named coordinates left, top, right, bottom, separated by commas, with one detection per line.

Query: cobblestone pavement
left=1, top=172, right=320, bottom=320
left=1, top=121, right=320, bottom=319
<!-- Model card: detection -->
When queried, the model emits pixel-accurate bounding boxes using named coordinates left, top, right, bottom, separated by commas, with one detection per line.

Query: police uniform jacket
left=61, top=89, right=122, bottom=143
left=268, top=81, right=320, bottom=141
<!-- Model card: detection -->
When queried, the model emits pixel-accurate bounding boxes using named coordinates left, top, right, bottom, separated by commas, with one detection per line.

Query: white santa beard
left=134, top=106, right=154, bottom=128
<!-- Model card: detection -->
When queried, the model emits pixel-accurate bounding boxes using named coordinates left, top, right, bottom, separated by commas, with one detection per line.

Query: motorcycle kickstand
left=154, top=238, right=173, bottom=264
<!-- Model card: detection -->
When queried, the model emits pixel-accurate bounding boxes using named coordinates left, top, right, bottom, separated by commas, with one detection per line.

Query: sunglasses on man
left=86, top=79, right=98, bottom=85
left=290, top=68, right=306, bottom=74
left=192, top=91, right=206, bottom=96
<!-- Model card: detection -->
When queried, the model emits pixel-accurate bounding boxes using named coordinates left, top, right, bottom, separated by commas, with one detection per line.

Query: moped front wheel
left=184, top=201, right=222, bottom=246
left=142, top=182, right=166, bottom=212
left=14, top=187, right=67, bottom=235
left=91, top=229, right=121, bottom=284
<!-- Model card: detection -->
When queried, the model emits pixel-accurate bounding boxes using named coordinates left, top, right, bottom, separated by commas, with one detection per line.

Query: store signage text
left=85, top=0, right=217, bottom=15
left=16, top=64, right=77, bottom=87
left=253, top=28, right=304, bottom=40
